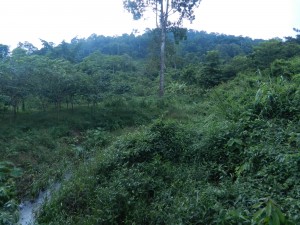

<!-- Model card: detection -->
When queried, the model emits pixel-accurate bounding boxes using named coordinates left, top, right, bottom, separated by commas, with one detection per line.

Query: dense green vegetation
left=0, top=29, right=299, bottom=224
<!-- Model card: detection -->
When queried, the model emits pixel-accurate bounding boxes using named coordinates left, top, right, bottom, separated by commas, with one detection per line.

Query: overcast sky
left=1, top=0, right=299, bottom=49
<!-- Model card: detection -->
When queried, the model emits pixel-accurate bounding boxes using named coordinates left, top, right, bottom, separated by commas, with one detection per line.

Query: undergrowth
left=0, top=96, right=163, bottom=224
left=36, top=70, right=300, bottom=224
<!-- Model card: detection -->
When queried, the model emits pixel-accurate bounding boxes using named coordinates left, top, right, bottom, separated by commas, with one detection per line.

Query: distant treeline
left=2, top=30, right=264, bottom=63
left=0, top=29, right=300, bottom=115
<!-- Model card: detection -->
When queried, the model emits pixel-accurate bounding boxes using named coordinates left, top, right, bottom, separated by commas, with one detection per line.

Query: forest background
left=0, top=26, right=300, bottom=224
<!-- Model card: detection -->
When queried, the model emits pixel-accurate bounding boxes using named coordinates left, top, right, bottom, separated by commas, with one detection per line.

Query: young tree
left=123, top=0, right=202, bottom=96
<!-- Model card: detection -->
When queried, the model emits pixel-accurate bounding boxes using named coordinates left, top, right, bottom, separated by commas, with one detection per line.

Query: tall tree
left=123, top=0, right=202, bottom=96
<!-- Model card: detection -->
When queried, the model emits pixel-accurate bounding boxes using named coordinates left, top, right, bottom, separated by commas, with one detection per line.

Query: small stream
left=18, top=173, right=72, bottom=225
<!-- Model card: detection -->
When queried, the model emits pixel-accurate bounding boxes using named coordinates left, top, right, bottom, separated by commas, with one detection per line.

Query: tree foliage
left=0, top=27, right=299, bottom=224
left=123, top=0, right=202, bottom=96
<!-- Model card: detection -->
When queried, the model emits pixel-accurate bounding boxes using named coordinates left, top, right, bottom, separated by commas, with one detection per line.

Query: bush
left=254, top=77, right=299, bottom=119
left=0, top=162, right=21, bottom=225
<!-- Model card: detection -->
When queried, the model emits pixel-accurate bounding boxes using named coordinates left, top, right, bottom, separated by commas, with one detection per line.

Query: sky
left=0, top=0, right=299, bottom=49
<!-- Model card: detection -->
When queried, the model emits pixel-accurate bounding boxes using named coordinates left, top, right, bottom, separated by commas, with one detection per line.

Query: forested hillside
left=0, top=29, right=300, bottom=224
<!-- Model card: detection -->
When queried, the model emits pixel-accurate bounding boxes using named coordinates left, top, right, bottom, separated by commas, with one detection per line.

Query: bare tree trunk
left=11, top=97, right=18, bottom=117
left=159, top=1, right=167, bottom=97
left=13, top=105, right=17, bottom=117
left=71, top=97, right=74, bottom=112
left=22, top=99, right=26, bottom=112
left=159, top=28, right=166, bottom=97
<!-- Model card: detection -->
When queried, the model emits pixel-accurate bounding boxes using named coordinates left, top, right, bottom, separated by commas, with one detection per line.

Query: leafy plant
left=0, top=161, right=22, bottom=225
left=252, top=198, right=293, bottom=225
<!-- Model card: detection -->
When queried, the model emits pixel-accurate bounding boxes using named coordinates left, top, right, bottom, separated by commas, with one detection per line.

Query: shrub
left=0, top=161, right=21, bottom=225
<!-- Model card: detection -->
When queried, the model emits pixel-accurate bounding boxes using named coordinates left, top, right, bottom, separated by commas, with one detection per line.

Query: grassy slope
left=36, top=71, right=300, bottom=224
left=0, top=97, right=164, bottom=224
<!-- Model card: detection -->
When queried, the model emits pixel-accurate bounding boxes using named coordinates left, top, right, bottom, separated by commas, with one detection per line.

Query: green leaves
left=0, top=162, right=21, bottom=225
left=123, top=0, right=202, bottom=24
left=123, top=0, right=146, bottom=20
left=0, top=161, right=22, bottom=181
left=253, top=74, right=299, bottom=119
left=252, top=198, right=293, bottom=225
